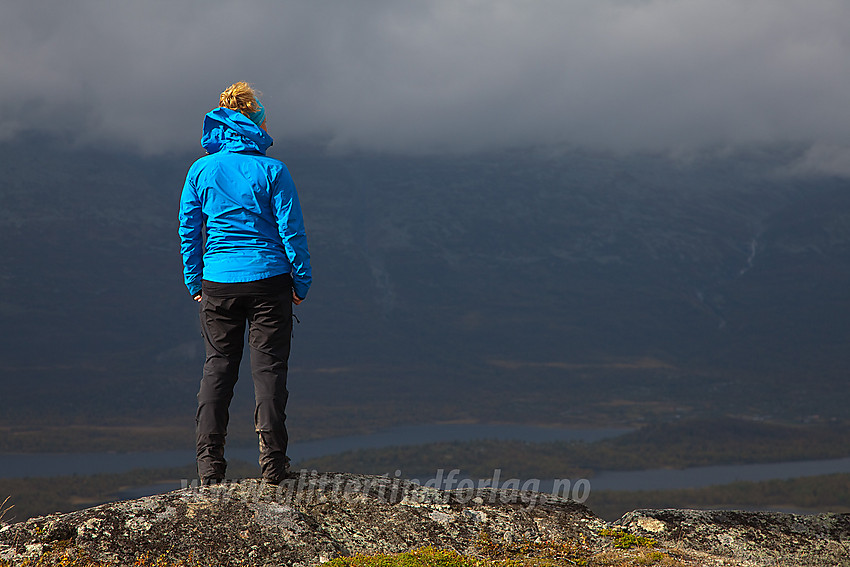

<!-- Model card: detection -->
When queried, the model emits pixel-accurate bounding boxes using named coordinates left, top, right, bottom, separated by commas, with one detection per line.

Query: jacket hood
left=201, top=107, right=273, bottom=154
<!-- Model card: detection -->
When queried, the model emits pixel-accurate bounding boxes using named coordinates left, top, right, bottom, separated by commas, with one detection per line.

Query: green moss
left=474, top=533, right=590, bottom=566
left=0, top=542, right=693, bottom=567
left=324, top=538, right=596, bottom=567
left=599, top=529, right=656, bottom=550
left=325, top=546, right=479, bottom=567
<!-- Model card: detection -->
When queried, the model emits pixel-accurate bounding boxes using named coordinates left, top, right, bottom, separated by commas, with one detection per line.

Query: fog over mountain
left=1, top=0, right=850, bottom=172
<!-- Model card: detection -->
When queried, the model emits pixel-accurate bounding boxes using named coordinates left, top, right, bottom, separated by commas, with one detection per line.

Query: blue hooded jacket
left=179, top=107, right=312, bottom=299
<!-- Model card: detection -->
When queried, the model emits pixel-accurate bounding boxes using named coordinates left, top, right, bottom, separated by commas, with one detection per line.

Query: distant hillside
left=1, top=136, right=848, bottom=437
left=295, top=418, right=850, bottom=480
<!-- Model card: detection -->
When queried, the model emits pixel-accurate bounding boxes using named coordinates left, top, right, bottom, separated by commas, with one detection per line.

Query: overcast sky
left=2, top=0, right=849, bottom=171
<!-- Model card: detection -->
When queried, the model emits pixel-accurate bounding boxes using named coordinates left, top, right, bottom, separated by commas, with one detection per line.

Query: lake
left=3, top=423, right=850, bottom=498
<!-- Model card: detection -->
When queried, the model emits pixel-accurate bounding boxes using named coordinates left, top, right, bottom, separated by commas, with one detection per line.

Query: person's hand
left=292, top=290, right=304, bottom=305
left=193, top=294, right=202, bottom=302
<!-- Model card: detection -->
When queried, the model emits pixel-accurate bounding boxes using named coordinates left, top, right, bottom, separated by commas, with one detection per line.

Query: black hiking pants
left=196, top=274, right=293, bottom=483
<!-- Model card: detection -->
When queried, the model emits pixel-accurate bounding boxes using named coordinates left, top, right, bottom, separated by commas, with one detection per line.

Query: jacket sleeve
left=272, top=167, right=312, bottom=299
left=178, top=170, right=205, bottom=297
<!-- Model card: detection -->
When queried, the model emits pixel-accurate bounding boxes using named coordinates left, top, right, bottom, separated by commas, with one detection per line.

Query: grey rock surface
left=0, top=472, right=603, bottom=566
left=617, top=508, right=850, bottom=567
left=1, top=472, right=849, bottom=566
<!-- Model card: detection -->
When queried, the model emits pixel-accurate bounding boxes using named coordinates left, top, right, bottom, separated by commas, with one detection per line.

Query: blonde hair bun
left=219, top=82, right=262, bottom=116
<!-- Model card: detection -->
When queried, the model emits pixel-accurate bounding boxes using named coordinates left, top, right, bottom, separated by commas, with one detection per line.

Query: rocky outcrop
left=617, top=508, right=850, bottom=567
left=1, top=472, right=849, bottom=566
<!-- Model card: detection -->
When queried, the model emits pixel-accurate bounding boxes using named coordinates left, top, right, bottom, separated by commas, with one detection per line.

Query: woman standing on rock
left=179, top=82, right=311, bottom=485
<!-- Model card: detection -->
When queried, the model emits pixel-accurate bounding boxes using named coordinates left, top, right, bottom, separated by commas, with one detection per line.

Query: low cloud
left=2, top=0, right=849, bottom=167
left=789, top=144, right=850, bottom=177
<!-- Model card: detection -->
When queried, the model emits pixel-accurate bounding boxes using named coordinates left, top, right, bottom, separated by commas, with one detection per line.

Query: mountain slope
left=1, top=137, right=848, bottom=434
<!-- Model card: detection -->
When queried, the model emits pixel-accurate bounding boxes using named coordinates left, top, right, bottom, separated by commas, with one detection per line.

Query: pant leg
left=246, top=289, right=293, bottom=481
left=197, top=294, right=246, bottom=481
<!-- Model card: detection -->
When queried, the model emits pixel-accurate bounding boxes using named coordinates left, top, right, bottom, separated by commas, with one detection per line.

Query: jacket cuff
left=293, top=283, right=309, bottom=300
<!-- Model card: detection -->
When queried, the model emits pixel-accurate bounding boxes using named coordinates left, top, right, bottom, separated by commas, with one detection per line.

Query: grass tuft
left=0, top=496, right=13, bottom=525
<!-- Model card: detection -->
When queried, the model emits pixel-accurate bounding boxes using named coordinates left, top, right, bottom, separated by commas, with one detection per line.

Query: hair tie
left=247, top=100, right=265, bottom=127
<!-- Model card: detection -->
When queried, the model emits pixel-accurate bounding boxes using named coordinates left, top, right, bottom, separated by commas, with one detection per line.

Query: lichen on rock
left=0, top=472, right=601, bottom=566
left=1, top=472, right=849, bottom=566
left=616, top=508, right=850, bottom=567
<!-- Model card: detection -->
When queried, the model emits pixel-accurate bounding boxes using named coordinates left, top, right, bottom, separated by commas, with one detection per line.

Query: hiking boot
left=263, top=463, right=297, bottom=485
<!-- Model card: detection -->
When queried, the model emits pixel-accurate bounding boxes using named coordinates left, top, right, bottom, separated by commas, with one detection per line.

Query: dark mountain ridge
left=1, top=136, right=848, bottom=436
